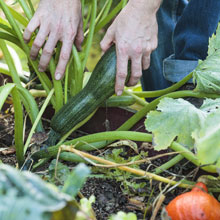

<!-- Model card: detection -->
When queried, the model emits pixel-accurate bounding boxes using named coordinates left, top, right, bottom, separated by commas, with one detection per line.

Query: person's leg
left=141, top=0, right=188, bottom=91
left=164, top=0, right=220, bottom=83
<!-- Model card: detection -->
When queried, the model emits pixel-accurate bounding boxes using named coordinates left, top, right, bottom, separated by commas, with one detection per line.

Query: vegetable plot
left=1, top=0, right=220, bottom=219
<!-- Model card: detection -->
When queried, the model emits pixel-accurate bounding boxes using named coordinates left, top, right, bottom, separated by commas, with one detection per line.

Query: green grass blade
left=17, top=85, right=44, bottom=132
left=95, top=1, right=123, bottom=33
left=11, top=87, right=24, bottom=166
left=17, top=0, right=33, bottom=20
left=0, top=31, right=23, bottom=49
left=0, top=83, right=16, bottom=110
left=82, top=0, right=97, bottom=71
left=0, top=39, right=21, bottom=85
left=24, top=88, right=54, bottom=154
left=8, top=5, right=29, bottom=27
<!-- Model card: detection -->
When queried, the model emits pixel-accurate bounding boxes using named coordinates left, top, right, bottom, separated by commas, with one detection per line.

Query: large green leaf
left=192, top=109, right=220, bottom=166
left=145, top=98, right=207, bottom=150
left=0, top=164, right=78, bottom=220
left=200, top=98, right=220, bottom=113
left=193, top=24, right=220, bottom=94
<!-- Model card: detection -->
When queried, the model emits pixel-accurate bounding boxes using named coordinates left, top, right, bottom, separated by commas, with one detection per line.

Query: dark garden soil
left=0, top=104, right=205, bottom=220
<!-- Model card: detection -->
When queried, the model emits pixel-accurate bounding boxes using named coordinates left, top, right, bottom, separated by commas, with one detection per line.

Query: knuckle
left=66, top=28, right=76, bottom=41
left=33, top=41, right=42, bottom=49
left=133, top=45, right=142, bottom=55
left=43, top=48, right=53, bottom=56
left=60, top=52, right=70, bottom=61
left=117, top=44, right=128, bottom=55
left=117, top=72, right=127, bottom=79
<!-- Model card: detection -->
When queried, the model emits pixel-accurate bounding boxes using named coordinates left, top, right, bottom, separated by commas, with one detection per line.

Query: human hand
left=100, top=0, right=162, bottom=95
left=23, top=0, right=83, bottom=80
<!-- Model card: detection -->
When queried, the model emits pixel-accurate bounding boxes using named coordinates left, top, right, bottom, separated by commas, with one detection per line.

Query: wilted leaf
left=193, top=24, right=220, bottom=94
left=145, top=98, right=207, bottom=150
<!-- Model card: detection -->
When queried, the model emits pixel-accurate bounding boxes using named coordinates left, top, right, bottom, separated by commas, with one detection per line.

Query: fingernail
left=117, top=91, right=122, bottom=96
left=55, top=73, right=61, bottom=80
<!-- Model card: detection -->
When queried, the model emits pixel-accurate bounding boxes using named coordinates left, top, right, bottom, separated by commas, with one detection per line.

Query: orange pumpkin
left=164, top=182, right=220, bottom=220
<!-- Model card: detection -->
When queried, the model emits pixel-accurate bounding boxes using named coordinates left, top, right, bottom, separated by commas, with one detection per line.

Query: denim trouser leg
left=141, top=0, right=188, bottom=91
left=164, top=0, right=220, bottom=83
left=141, top=0, right=220, bottom=91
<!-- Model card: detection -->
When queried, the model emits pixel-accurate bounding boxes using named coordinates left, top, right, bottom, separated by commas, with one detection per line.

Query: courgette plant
left=1, top=0, right=220, bottom=191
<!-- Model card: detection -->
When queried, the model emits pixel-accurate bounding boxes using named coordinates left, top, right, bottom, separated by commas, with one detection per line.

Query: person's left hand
left=100, top=0, right=161, bottom=95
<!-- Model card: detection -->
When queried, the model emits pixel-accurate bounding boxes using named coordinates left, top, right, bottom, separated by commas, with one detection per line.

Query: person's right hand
left=23, top=0, right=83, bottom=80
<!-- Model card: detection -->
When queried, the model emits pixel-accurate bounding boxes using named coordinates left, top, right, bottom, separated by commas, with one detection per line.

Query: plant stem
left=117, top=90, right=220, bottom=132
left=95, top=1, right=123, bottom=33
left=82, top=0, right=97, bottom=71
left=72, top=46, right=83, bottom=94
left=18, top=0, right=33, bottom=20
left=124, top=90, right=148, bottom=106
left=83, top=4, right=92, bottom=32
left=49, top=59, right=63, bottom=112
left=26, top=0, right=35, bottom=15
left=133, top=72, right=193, bottom=98
left=154, top=154, right=184, bottom=174
left=99, top=0, right=113, bottom=22
left=32, top=130, right=217, bottom=173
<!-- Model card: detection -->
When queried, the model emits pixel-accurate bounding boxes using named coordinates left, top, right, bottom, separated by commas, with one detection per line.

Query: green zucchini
left=48, top=46, right=131, bottom=145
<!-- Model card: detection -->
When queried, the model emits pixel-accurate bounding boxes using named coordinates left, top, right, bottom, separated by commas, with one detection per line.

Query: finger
left=55, top=40, right=73, bottom=80
left=23, top=17, right=40, bottom=43
left=127, top=55, right=142, bottom=86
left=75, top=19, right=84, bottom=51
left=100, top=25, right=115, bottom=52
left=115, top=45, right=129, bottom=96
left=30, top=25, right=49, bottom=61
left=38, top=32, right=59, bottom=72
left=142, top=52, right=151, bottom=70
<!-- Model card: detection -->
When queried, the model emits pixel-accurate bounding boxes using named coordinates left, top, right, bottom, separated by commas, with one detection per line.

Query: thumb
left=100, top=25, right=115, bottom=52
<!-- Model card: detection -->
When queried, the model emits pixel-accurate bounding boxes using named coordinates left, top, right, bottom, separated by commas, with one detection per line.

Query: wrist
left=129, top=0, right=162, bottom=11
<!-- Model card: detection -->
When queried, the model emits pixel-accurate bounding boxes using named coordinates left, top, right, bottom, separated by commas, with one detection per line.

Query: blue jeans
left=141, top=0, right=220, bottom=92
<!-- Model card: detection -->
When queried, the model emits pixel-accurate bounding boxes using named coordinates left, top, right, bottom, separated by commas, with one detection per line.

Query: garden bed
left=0, top=105, right=206, bottom=220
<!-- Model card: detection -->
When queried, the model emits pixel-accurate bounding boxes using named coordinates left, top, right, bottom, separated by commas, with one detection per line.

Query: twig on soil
left=150, top=193, right=166, bottom=220
left=60, top=145, right=194, bottom=189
